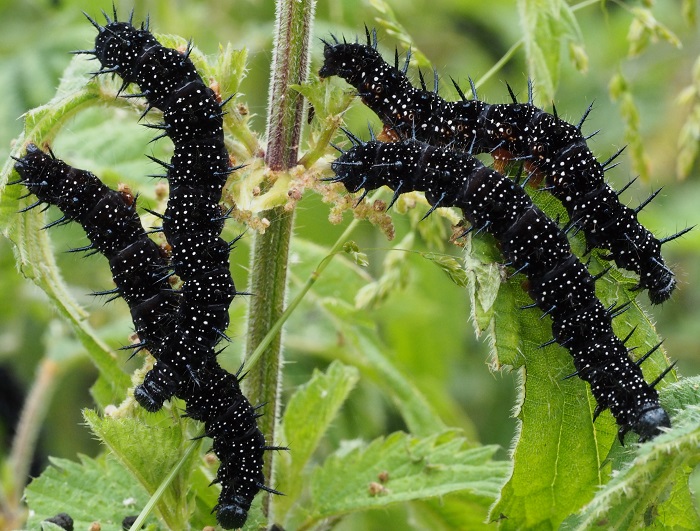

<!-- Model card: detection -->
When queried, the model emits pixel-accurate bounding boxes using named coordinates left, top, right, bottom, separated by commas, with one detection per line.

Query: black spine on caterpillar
left=81, top=10, right=276, bottom=528
left=330, top=136, right=673, bottom=442
left=319, top=33, right=688, bottom=305
left=12, top=144, right=178, bottom=355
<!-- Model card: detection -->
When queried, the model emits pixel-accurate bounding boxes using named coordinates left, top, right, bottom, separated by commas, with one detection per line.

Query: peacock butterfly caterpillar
left=329, top=134, right=674, bottom=442
left=11, top=8, right=279, bottom=528
left=76, top=9, right=281, bottom=527
left=319, top=30, right=690, bottom=305
left=75, top=9, right=236, bottom=410
left=12, top=144, right=179, bottom=355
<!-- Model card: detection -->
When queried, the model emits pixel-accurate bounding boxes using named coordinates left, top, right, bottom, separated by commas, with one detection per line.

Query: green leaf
left=661, top=375, right=700, bottom=412
left=288, top=430, right=509, bottom=530
left=562, top=402, right=700, bottom=530
left=275, top=361, right=361, bottom=521
left=464, top=236, right=504, bottom=336
left=0, top=54, right=140, bottom=404
left=486, top=274, right=673, bottom=529
left=517, top=0, right=562, bottom=104
left=368, top=0, right=432, bottom=68
left=83, top=409, right=210, bottom=529
left=473, top=188, right=674, bottom=529
left=487, top=279, right=615, bottom=531
left=515, top=0, right=588, bottom=102
left=294, top=77, right=356, bottom=168
left=154, top=33, right=257, bottom=161
left=0, top=169, right=130, bottom=402
left=421, top=252, right=468, bottom=288
left=25, top=454, right=153, bottom=531
left=412, top=495, right=503, bottom=531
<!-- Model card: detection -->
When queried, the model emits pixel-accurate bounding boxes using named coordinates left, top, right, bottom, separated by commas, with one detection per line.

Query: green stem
left=244, top=0, right=316, bottom=522
left=128, top=430, right=203, bottom=531
left=475, top=39, right=523, bottom=94
left=6, top=359, right=61, bottom=518
left=244, top=205, right=371, bottom=373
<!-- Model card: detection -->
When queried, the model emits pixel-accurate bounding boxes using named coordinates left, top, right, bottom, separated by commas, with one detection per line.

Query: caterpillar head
left=629, top=405, right=670, bottom=443
left=319, top=32, right=383, bottom=85
left=329, top=134, right=375, bottom=193
left=215, top=494, right=249, bottom=529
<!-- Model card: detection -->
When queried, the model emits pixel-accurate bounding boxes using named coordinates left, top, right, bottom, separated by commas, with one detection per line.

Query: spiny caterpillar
left=11, top=8, right=283, bottom=528
left=12, top=145, right=178, bottom=363
left=329, top=134, right=674, bottom=442
left=319, top=30, right=690, bottom=305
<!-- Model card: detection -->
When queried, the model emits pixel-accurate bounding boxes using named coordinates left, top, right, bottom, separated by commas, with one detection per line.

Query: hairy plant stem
left=243, top=0, right=316, bottom=522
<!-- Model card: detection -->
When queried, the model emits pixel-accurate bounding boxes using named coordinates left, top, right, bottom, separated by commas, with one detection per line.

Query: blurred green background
left=0, top=0, right=698, bottom=490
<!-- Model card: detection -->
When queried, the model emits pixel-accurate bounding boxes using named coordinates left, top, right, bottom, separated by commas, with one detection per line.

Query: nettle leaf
left=25, top=453, right=153, bottom=531
left=516, top=0, right=586, bottom=102
left=320, top=298, right=446, bottom=437
left=464, top=235, right=504, bottom=336
left=470, top=191, right=677, bottom=528
left=368, top=0, right=431, bottom=68
left=0, top=171, right=129, bottom=404
left=562, top=401, right=700, bottom=530
left=517, top=0, right=562, bottom=104
left=84, top=409, right=210, bottom=529
left=294, top=77, right=356, bottom=168
left=287, top=430, right=509, bottom=529
left=275, top=361, right=361, bottom=522
left=0, top=61, right=131, bottom=404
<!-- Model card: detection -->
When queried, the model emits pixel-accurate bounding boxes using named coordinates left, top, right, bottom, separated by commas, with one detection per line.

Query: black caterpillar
left=319, top=31, right=690, bottom=305
left=79, top=10, right=235, bottom=412
left=12, top=144, right=178, bottom=357
left=81, top=10, right=279, bottom=527
left=330, top=134, right=674, bottom=442
left=12, top=145, right=271, bottom=528
left=12, top=9, right=280, bottom=529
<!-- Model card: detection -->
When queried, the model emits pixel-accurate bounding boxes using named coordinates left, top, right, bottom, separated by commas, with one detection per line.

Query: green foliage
left=0, top=1, right=699, bottom=530
left=677, top=56, right=700, bottom=179
left=292, top=431, right=509, bottom=530
left=610, top=70, right=652, bottom=182
left=563, top=382, right=700, bottom=530
left=517, top=0, right=585, bottom=104
left=84, top=409, right=207, bottom=529
left=25, top=453, right=155, bottom=531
